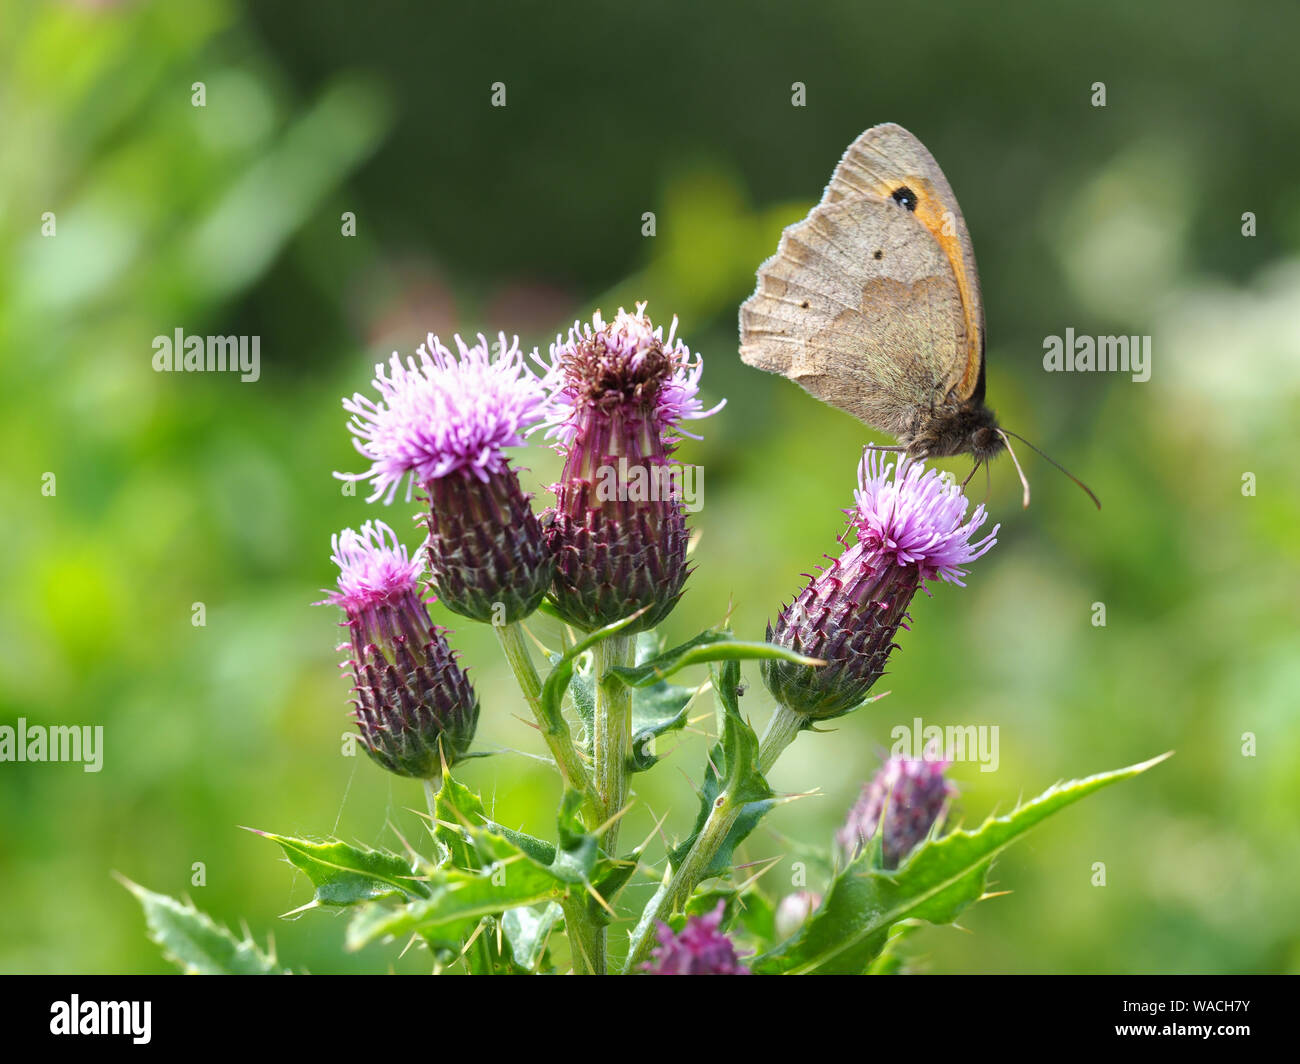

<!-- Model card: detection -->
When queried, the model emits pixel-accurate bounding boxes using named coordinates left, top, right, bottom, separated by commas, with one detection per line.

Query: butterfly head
left=907, top=401, right=1004, bottom=463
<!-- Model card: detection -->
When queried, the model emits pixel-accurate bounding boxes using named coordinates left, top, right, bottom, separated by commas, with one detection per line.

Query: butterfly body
left=740, top=123, right=1005, bottom=462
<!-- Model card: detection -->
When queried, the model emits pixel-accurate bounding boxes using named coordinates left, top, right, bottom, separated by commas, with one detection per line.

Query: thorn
left=520, top=621, right=553, bottom=658
left=634, top=810, right=671, bottom=857
left=732, top=855, right=783, bottom=894
left=458, top=919, right=488, bottom=962
left=594, top=801, right=634, bottom=839
left=584, top=879, right=616, bottom=917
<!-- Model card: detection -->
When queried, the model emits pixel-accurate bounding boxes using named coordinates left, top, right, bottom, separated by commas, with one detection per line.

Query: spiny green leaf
left=346, top=857, right=565, bottom=950
left=752, top=753, right=1171, bottom=974
left=118, top=876, right=290, bottom=974
left=502, top=902, right=563, bottom=972
left=433, top=772, right=555, bottom=870
left=251, top=831, right=430, bottom=906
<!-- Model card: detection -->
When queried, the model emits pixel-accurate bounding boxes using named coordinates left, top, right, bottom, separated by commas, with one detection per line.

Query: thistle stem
left=494, top=622, right=598, bottom=823
left=561, top=895, right=604, bottom=976
left=758, top=701, right=805, bottom=773
left=622, top=701, right=806, bottom=972
left=592, top=634, right=635, bottom=854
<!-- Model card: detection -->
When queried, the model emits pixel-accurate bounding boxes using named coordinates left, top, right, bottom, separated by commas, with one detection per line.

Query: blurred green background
left=2, top=0, right=1298, bottom=974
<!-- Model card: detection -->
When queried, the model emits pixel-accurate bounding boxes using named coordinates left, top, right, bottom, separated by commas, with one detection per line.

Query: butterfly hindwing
left=740, top=194, right=967, bottom=437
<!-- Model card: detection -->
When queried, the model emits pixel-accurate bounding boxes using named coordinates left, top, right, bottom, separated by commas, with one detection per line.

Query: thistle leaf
left=118, top=876, right=290, bottom=975
left=752, top=753, right=1171, bottom=974
left=252, top=831, right=430, bottom=905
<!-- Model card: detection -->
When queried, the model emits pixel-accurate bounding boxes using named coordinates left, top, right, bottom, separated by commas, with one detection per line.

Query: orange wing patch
left=865, top=175, right=983, bottom=402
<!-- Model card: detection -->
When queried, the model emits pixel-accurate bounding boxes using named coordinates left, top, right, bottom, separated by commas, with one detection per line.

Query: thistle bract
left=762, top=452, right=998, bottom=720
left=542, top=303, right=722, bottom=631
left=320, top=521, right=479, bottom=778
left=837, top=753, right=955, bottom=869
left=338, top=333, right=555, bottom=623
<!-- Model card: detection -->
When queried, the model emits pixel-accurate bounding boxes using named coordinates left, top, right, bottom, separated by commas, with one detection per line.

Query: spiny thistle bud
left=318, top=521, right=479, bottom=778
left=762, top=451, right=998, bottom=720
left=541, top=303, right=723, bottom=632
left=337, top=333, right=555, bottom=624
left=644, top=902, right=750, bottom=975
left=837, top=752, right=955, bottom=869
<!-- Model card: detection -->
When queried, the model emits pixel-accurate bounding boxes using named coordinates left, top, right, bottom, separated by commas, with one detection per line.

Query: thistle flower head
left=542, top=303, right=723, bottom=632
left=644, top=902, right=750, bottom=975
left=762, top=454, right=998, bottom=720
left=853, top=451, right=998, bottom=585
left=837, top=752, right=955, bottom=869
left=319, top=521, right=478, bottom=779
left=339, top=332, right=552, bottom=504
left=543, top=302, right=722, bottom=454
left=322, top=520, right=424, bottom=613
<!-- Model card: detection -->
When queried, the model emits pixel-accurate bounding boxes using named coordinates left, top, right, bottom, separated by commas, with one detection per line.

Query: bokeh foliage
left=1, top=0, right=1297, bottom=973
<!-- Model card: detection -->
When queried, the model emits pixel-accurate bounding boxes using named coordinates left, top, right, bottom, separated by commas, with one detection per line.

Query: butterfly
left=739, top=123, right=1097, bottom=508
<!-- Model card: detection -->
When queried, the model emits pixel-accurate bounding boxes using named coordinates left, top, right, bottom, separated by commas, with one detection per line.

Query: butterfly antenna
left=995, top=430, right=1031, bottom=509
left=1001, top=429, right=1101, bottom=510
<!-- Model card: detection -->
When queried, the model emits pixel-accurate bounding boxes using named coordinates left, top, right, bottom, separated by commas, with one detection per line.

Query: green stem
left=494, top=622, right=598, bottom=823
left=622, top=701, right=807, bottom=972
left=758, top=701, right=806, bottom=774
left=592, top=634, right=635, bottom=853
left=561, top=895, right=604, bottom=976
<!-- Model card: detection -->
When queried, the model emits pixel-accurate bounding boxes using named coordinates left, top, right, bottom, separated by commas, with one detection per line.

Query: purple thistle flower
left=339, top=333, right=552, bottom=503
left=853, top=451, right=998, bottom=585
left=644, top=902, right=750, bottom=975
left=319, top=521, right=478, bottom=778
left=540, top=303, right=724, bottom=632
left=337, top=333, right=556, bottom=623
left=762, top=451, right=998, bottom=720
left=837, top=752, right=956, bottom=869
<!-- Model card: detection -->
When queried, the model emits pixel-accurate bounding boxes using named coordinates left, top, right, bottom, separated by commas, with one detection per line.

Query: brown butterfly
left=739, top=123, right=1097, bottom=508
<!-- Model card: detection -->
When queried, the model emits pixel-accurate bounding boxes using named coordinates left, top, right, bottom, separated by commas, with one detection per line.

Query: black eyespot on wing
left=891, top=186, right=917, bottom=211
left=873, top=249, right=883, bottom=260
left=799, top=300, right=809, bottom=308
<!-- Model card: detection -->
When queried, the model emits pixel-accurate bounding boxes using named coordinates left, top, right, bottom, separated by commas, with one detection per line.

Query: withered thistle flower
left=837, top=752, right=955, bottom=869
left=644, top=902, right=750, bottom=975
left=762, top=451, right=998, bottom=720
left=541, top=303, right=723, bottom=631
left=337, top=333, right=554, bottom=624
left=319, top=521, right=478, bottom=778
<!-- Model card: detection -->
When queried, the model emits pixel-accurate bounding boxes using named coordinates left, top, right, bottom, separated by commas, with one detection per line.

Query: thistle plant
left=126, top=303, right=1169, bottom=976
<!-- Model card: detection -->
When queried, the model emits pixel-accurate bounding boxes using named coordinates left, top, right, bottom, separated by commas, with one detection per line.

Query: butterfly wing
left=825, top=123, right=985, bottom=402
left=739, top=193, right=969, bottom=439
left=740, top=123, right=987, bottom=431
